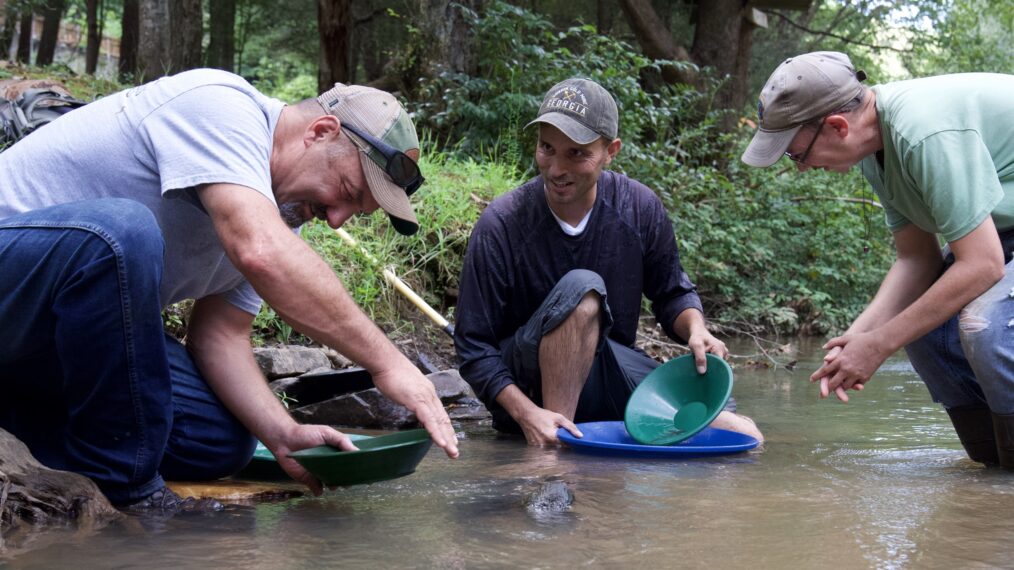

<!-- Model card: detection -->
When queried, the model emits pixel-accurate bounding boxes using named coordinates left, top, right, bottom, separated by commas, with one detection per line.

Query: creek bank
left=0, top=428, right=121, bottom=554
left=0, top=344, right=491, bottom=542
left=254, top=345, right=492, bottom=427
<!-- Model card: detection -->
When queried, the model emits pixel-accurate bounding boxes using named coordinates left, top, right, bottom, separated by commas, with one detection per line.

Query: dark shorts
left=491, top=269, right=735, bottom=434
left=489, top=270, right=652, bottom=433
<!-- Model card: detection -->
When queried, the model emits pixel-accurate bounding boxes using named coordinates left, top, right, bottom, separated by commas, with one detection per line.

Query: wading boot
left=946, top=404, right=999, bottom=465
left=122, top=485, right=224, bottom=515
left=991, top=412, right=1014, bottom=469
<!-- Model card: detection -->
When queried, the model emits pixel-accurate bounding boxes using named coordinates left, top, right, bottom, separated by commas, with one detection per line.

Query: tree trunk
left=16, top=9, right=32, bottom=64
left=447, top=0, right=481, bottom=76
left=234, top=0, right=256, bottom=74
left=1, top=3, right=18, bottom=61
left=119, top=0, right=138, bottom=79
left=621, top=0, right=756, bottom=125
left=137, top=0, right=169, bottom=80
left=168, top=0, right=202, bottom=73
left=733, top=18, right=757, bottom=118
left=618, top=0, right=694, bottom=85
left=85, top=0, right=103, bottom=74
left=596, top=0, right=613, bottom=35
left=207, top=0, right=235, bottom=71
left=690, top=0, right=746, bottom=115
left=317, top=0, right=352, bottom=93
left=417, top=0, right=483, bottom=77
left=350, top=2, right=389, bottom=84
left=35, top=0, right=65, bottom=66
left=356, top=16, right=380, bottom=82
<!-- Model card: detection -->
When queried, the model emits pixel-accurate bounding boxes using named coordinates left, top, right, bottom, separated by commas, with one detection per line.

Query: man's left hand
left=370, top=363, right=460, bottom=459
left=687, top=330, right=729, bottom=374
left=809, top=331, right=889, bottom=402
left=270, top=424, right=360, bottom=495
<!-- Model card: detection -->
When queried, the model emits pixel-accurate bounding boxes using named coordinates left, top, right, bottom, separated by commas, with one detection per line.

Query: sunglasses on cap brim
left=341, top=122, right=424, bottom=196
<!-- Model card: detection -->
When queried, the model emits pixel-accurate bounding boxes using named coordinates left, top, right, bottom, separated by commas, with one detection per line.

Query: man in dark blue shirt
left=454, top=78, right=763, bottom=444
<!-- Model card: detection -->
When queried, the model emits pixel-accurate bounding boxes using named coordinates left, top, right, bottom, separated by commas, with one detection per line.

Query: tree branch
left=354, top=7, right=388, bottom=27
left=698, top=193, right=882, bottom=208
left=618, top=0, right=696, bottom=85
left=767, top=10, right=912, bottom=53
left=788, top=195, right=882, bottom=208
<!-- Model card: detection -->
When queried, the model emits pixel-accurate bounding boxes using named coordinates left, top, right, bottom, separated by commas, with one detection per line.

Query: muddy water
left=7, top=342, right=1014, bottom=569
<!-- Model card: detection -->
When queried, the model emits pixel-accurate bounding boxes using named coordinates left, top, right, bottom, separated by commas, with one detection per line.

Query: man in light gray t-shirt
left=0, top=69, right=459, bottom=511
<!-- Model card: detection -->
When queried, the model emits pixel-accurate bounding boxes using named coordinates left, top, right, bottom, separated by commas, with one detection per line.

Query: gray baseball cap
left=742, top=51, right=866, bottom=167
left=526, top=78, right=618, bottom=144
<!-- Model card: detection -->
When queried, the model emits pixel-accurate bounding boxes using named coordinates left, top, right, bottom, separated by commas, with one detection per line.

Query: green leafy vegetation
left=300, top=152, right=521, bottom=334
left=0, top=62, right=123, bottom=101
left=389, top=3, right=894, bottom=336
left=904, top=0, right=1014, bottom=76
left=6, top=0, right=1005, bottom=342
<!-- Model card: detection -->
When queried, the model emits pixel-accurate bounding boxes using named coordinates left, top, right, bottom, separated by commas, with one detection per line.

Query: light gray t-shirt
left=0, top=69, right=286, bottom=314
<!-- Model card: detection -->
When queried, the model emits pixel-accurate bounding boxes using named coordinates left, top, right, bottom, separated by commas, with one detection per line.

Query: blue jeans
left=0, top=199, right=254, bottom=505
left=905, top=258, right=1014, bottom=415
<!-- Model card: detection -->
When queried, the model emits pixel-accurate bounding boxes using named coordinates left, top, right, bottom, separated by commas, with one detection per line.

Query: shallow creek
left=7, top=341, right=1014, bottom=569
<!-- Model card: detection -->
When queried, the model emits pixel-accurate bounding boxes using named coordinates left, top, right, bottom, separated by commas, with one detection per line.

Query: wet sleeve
left=453, top=214, right=518, bottom=407
left=641, top=196, right=703, bottom=343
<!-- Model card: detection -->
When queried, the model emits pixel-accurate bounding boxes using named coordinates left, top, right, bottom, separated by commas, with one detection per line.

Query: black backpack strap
left=0, top=96, right=27, bottom=148
left=17, top=88, right=87, bottom=131
left=0, top=88, right=87, bottom=149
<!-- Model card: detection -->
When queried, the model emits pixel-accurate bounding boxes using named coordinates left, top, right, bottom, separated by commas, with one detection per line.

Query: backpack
left=0, top=79, right=88, bottom=151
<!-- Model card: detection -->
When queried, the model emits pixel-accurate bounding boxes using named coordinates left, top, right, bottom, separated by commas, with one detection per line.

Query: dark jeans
left=0, top=199, right=254, bottom=505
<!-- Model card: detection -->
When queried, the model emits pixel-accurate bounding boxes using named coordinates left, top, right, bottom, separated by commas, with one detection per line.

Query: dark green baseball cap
left=526, top=78, right=618, bottom=144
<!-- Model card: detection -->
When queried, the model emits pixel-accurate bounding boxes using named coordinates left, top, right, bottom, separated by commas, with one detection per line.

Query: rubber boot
left=991, top=412, right=1014, bottom=469
left=946, top=405, right=999, bottom=465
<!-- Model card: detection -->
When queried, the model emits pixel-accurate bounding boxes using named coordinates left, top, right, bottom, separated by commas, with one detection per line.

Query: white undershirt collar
left=549, top=205, right=593, bottom=236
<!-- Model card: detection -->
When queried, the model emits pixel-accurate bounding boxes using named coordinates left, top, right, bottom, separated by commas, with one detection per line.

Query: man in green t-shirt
left=742, top=51, right=1014, bottom=468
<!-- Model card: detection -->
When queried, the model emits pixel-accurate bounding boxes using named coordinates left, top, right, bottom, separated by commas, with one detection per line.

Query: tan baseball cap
left=317, top=83, right=422, bottom=235
left=742, top=51, right=867, bottom=167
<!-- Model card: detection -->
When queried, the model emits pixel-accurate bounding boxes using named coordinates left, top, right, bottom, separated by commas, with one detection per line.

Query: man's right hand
left=370, top=362, right=460, bottom=459
left=197, top=183, right=459, bottom=457
left=517, top=406, right=583, bottom=446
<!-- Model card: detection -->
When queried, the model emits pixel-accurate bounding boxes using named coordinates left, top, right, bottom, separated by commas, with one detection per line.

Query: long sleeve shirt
left=454, top=170, right=703, bottom=407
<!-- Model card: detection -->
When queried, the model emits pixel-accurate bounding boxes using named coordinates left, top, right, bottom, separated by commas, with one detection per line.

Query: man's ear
left=825, top=115, right=850, bottom=139
left=304, top=115, right=341, bottom=147
left=604, top=138, right=622, bottom=164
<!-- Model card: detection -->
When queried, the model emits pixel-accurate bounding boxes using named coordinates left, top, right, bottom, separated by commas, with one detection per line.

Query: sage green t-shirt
left=860, top=73, right=1014, bottom=242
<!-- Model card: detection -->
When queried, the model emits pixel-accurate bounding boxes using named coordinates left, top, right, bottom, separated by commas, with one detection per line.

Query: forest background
left=1, top=0, right=1012, bottom=360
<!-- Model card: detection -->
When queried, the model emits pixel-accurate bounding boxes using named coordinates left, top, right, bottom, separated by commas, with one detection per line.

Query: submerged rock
left=523, top=479, right=574, bottom=514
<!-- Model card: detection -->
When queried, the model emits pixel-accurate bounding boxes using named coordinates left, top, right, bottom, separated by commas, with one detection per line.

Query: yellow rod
left=334, top=227, right=452, bottom=334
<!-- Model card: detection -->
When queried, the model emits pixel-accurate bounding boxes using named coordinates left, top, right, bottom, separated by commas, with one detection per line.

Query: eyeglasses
left=784, top=119, right=825, bottom=165
left=341, top=122, right=425, bottom=195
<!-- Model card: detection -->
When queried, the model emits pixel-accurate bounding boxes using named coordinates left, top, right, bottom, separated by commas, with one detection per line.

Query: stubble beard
left=278, top=202, right=306, bottom=228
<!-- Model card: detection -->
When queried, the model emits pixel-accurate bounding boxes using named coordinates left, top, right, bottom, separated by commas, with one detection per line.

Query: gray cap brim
left=741, top=125, right=804, bottom=168
left=525, top=112, right=602, bottom=145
